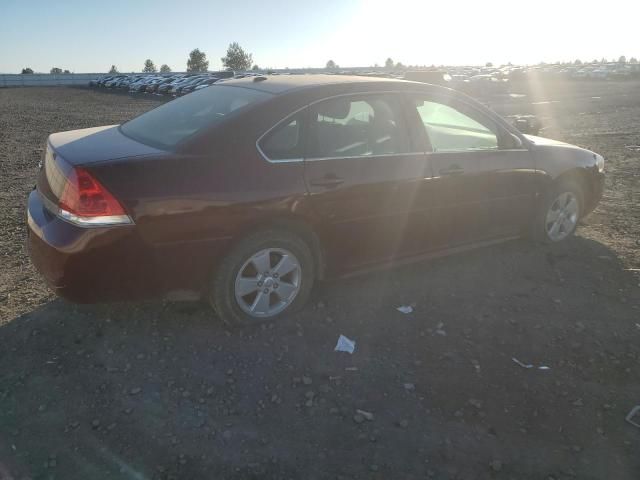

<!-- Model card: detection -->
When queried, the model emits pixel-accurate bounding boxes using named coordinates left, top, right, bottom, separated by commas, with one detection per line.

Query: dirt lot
left=0, top=84, right=639, bottom=480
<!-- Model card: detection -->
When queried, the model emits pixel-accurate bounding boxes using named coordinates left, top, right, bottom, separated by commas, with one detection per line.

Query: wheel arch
left=228, top=214, right=327, bottom=281
left=552, top=167, right=592, bottom=216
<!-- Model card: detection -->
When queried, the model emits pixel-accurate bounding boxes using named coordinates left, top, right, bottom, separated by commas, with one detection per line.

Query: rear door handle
left=439, top=166, right=465, bottom=176
left=310, top=175, right=344, bottom=187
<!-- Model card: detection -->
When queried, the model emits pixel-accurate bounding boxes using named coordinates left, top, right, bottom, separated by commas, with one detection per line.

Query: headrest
left=316, top=98, right=351, bottom=119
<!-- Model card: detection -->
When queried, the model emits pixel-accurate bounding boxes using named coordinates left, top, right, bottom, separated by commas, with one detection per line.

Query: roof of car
left=221, top=74, right=419, bottom=94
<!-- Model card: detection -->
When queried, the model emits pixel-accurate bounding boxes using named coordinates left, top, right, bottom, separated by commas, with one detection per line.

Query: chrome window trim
left=256, top=90, right=434, bottom=164
left=255, top=141, right=304, bottom=164
left=305, top=152, right=426, bottom=162
left=255, top=89, right=528, bottom=163
left=256, top=103, right=309, bottom=164
left=425, top=148, right=530, bottom=155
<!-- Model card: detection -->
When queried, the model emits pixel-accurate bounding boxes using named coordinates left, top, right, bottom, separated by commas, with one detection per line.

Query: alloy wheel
left=545, top=191, right=579, bottom=242
left=234, top=248, right=302, bottom=318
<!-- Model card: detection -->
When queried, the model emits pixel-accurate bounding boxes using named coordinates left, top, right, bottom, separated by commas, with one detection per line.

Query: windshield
left=120, top=85, right=271, bottom=149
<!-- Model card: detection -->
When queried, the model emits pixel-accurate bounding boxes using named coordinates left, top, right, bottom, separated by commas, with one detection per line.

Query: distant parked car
left=216, top=70, right=236, bottom=79
left=589, top=69, right=609, bottom=80
left=117, top=76, right=137, bottom=89
left=146, top=76, right=177, bottom=93
left=467, top=74, right=509, bottom=95
left=193, top=78, right=220, bottom=91
left=27, top=75, right=604, bottom=325
left=157, top=74, right=196, bottom=94
left=611, top=68, right=631, bottom=80
left=104, top=76, right=127, bottom=88
left=140, top=78, right=165, bottom=92
left=97, top=75, right=117, bottom=87
left=571, top=69, right=589, bottom=79
left=180, top=76, right=218, bottom=94
left=129, top=76, right=161, bottom=93
left=171, top=75, right=210, bottom=95
left=89, top=75, right=110, bottom=87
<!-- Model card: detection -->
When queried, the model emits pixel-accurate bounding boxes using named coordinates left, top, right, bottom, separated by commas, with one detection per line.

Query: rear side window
left=308, top=95, right=410, bottom=159
left=258, top=112, right=305, bottom=161
left=120, top=85, right=271, bottom=149
left=412, top=98, right=498, bottom=152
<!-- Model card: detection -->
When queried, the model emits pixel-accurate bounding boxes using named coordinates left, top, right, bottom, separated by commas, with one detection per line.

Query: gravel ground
left=0, top=85, right=639, bottom=480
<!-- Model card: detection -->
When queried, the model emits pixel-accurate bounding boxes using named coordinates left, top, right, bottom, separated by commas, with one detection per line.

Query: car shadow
left=1, top=235, right=639, bottom=479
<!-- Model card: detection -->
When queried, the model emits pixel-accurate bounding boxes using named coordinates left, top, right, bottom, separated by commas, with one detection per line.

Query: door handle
left=310, top=175, right=344, bottom=187
left=439, top=165, right=465, bottom=176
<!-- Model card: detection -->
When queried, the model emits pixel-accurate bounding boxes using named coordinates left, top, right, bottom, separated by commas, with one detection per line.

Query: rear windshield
left=120, top=85, right=272, bottom=149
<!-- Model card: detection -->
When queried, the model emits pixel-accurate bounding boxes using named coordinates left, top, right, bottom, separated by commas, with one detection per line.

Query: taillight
left=57, top=167, right=132, bottom=226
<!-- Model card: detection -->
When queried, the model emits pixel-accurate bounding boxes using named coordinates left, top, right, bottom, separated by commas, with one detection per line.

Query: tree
left=187, top=49, right=209, bottom=72
left=630, top=57, right=638, bottom=64
left=108, top=65, right=119, bottom=74
left=618, top=55, right=627, bottom=64
left=21, top=67, right=34, bottom=74
left=221, top=42, right=253, bottom=71
left=143, top=59, right=157, bottom=73
left=159, top=64, right=171, bottom=73
left=326, top=59, right=337, bottom=69
left=251, top=64, right=260, bottom=71
left=385, top=57, right=394, bottom=69
left=395, top=61, right=405, bottom=69
left=485, top=62, right=493, bottom=67
left=574, top=59, right=582, bottom=65
left=50, top=67, right=62, bottom=74
left=63, top=69, right=70, bottom=74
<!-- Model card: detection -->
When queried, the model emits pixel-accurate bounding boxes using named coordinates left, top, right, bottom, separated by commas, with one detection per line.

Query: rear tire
left=533, top=178, right=583, bottom=243
left=209, top=229, right=315, bottom=326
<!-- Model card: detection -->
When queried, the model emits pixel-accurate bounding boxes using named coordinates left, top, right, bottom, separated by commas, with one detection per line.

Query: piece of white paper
left=513, top=357, right=551, bottom=371
left=397, top=305, right=413, bottom=314
left=334, top=335, right=356, bottom=354
left=512, top=357, right=533, bottom=369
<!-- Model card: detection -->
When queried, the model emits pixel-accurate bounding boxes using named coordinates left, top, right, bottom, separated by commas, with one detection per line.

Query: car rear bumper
left=27, top=190, right=229, bottom=303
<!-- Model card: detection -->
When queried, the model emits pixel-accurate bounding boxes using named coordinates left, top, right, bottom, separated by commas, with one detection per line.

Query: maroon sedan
left=27, top=75, right=604, bottom=324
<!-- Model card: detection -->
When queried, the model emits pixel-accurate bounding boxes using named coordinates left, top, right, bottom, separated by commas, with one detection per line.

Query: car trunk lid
left=37, top=125, right=165, bottom=209
left=48, top=125, right=165, bottom=166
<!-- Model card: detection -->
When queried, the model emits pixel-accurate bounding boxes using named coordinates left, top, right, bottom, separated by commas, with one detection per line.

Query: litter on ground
left=512, top=357, right=551, bottom=370
left=355, top=409, right=374, bottom=421
left=396, top=305, right=413, bottom=314
left=625, top=405, right=640, bottom=428
left=334, top=335, right=356, bottom=354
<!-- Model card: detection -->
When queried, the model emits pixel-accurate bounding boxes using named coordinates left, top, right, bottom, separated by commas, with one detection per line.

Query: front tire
left=209, top=229, right=315, bottom=326
left=533, top=179, right=583, bottom=243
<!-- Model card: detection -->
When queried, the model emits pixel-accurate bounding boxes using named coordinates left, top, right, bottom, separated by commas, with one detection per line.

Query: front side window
left=413, top=98, right=498, bottom=152
left=308, top=95, right=410, bottom=158
left=121, top=85, right=272, bottom=149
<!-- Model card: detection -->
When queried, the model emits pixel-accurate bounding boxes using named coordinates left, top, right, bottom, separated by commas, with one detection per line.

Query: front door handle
left=439, top=165, right=465, bottom=176
left=310, top=174, right=344, bottom=187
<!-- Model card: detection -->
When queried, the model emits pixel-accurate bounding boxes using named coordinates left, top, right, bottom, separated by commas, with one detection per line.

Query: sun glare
left=306, top=0, right=640, bottom=68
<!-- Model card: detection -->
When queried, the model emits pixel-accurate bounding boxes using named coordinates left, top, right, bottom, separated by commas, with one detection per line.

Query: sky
left=1, top=0, right=639, bottom=73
